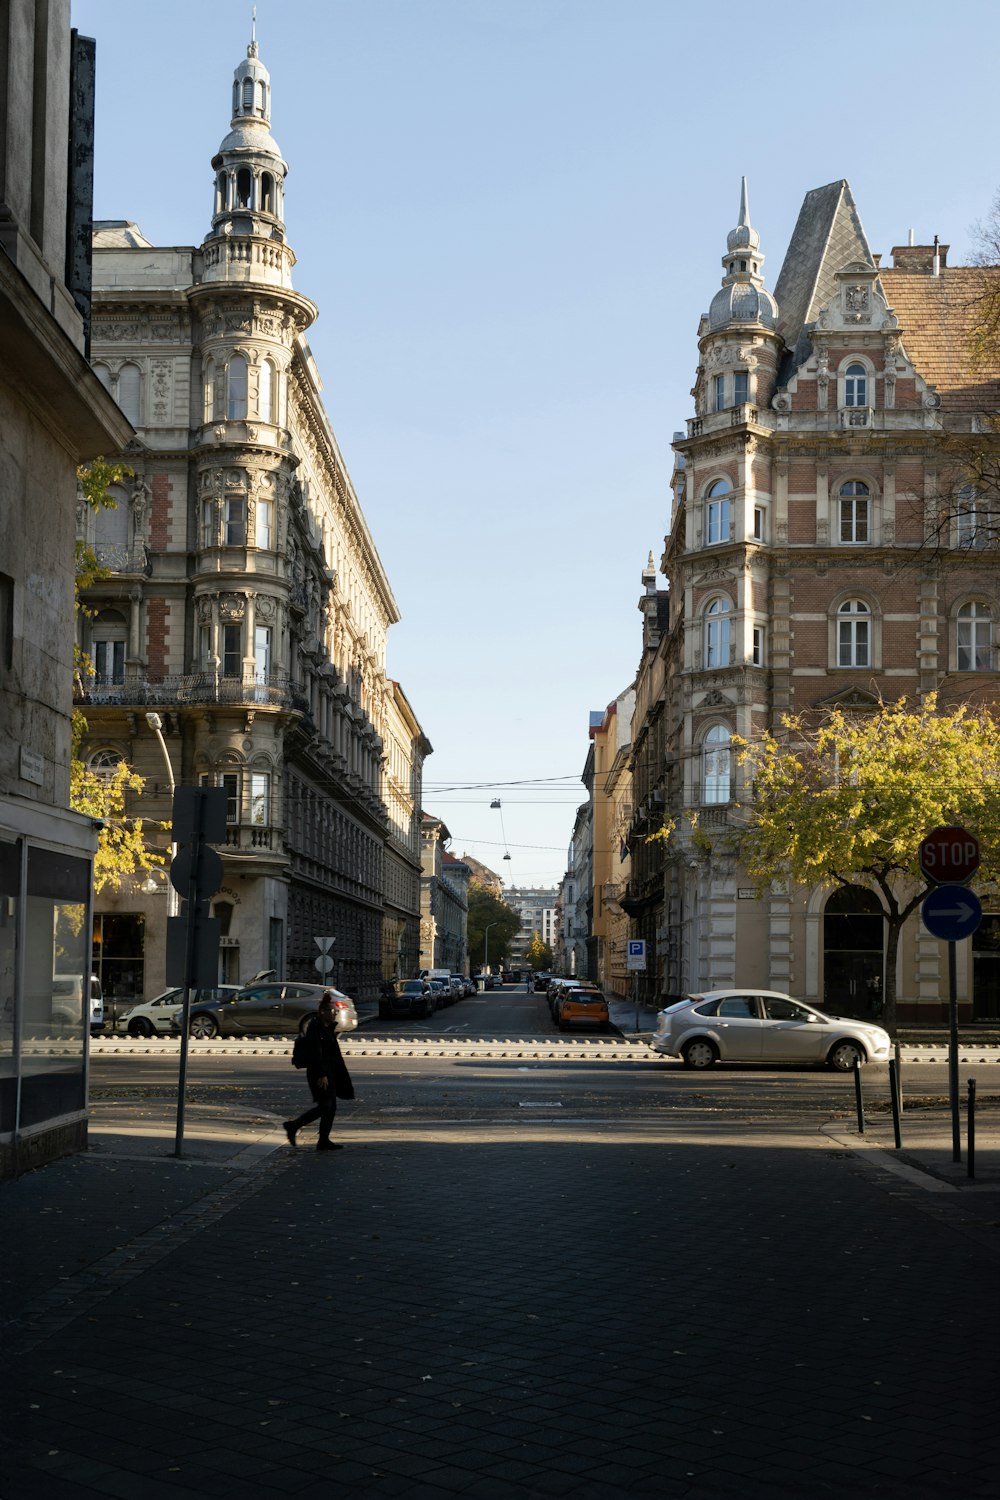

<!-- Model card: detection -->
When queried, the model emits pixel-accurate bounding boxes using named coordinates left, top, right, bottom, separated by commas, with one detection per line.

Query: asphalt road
left=91, top=983, right=1000, bottom=1127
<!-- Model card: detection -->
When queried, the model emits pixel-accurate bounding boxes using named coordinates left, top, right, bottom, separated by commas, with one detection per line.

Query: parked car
left=428, top=979, right=452, bottom=1008
left=532, top=973, right=551, bottom=992
left=118, top=986, right=240, bottom=1037
left=556, top=988, right=610, bottom=1032
left=177, top=982, right=359, bottom=1039
left=650, top=991, right=892, bottom=1071
left=548, top=979, right=582, bottom=1016
left=380, top=979, right=433, bottom=1020
left=455, top=975, right=475, bottom=997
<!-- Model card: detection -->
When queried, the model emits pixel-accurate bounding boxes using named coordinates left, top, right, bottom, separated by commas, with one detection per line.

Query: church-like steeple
left=206, top=20, right=290, bottom=255
left=708, top=177, right=778, bottom=332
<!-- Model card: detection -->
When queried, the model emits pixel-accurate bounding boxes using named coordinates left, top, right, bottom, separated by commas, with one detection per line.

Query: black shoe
left=283, top=1121, right=298, bottom=1148
left=316, top=1139, right=343, bottom=1152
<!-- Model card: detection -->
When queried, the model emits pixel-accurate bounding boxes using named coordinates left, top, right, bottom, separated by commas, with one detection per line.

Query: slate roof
left=773, top=180, right=874, bottom=369
left=880, top=266, right=1000, bottom=413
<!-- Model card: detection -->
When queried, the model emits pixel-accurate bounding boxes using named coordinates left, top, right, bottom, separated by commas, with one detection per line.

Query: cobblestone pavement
left=2, top=1101, right=999, bottom=1500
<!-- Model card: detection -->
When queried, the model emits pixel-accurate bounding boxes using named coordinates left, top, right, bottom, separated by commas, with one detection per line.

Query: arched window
left=837, top=599, right=870, bottom=667
left=260, top=172, right=275, bottom=215
left=236, top=167, right=252, bottom=209
left=844, top=362, right=868, bottom=406
left=94, top=363, right=112, bottom=394
left=704, top=596, right=731, bottom=669
left=259, top=358, right=274, bottom=421
left=957, top=602, right=993, bottom=672
left=705, top=479, right=731, bottom=546
left=703, top=725, right=732, bottom=805
left=241, top=78, right=254, bottom=113
left=838, top=480, right=870, bottom=544
left=258, top=82, right=268, bottom=117
left=118, top=363, right=141, bottom=425
left=227, top=354, right=248, bottom=419
left=88, top=748, right=125, bottom=781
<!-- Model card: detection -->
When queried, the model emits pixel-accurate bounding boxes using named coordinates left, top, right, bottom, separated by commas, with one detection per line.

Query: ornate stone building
left=419, top=817, right=469, bottom=974
left=75, top=30, right=428, bottom=1007
left=642, top=177, right=1000, bottom=1020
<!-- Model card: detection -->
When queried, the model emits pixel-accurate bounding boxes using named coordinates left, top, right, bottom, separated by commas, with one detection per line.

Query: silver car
left=650, top=990, right=892, bottom=1071
left=176, top=982, right=359, bottom=1039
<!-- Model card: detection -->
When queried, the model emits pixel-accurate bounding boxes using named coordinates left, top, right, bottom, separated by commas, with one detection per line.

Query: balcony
left=76, top=670, right=293, bottom=710
left=92, top=543, right=150, bottom=575
left=223, top=822, right=277, bottom=851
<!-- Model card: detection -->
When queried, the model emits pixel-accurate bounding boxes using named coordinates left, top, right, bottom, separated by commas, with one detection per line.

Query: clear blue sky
left=72, top=0, right=1000, bottom=886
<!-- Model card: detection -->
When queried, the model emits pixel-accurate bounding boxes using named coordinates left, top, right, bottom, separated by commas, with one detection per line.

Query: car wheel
left=828, top=1039, right=866, bottom=1072
left=127, top=1017, right=154, bottom=1038
left=189, top=1014, right=219, bottom=1040
left=682, top=1037, right=718, bottom=1070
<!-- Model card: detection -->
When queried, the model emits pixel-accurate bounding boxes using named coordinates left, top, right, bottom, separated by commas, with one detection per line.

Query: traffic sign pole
left=921, top=864, right=982, bottom=1166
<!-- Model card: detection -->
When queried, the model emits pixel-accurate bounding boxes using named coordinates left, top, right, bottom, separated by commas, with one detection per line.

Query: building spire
left=707, top=178, right=777, bottom=332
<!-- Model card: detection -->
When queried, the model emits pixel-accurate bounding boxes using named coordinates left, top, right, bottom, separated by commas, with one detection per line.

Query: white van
left=52, top=974, right=104, bottom=1035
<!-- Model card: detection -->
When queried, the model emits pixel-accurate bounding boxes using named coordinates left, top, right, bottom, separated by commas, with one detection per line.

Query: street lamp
left=145, top=712, right=178, bottom=917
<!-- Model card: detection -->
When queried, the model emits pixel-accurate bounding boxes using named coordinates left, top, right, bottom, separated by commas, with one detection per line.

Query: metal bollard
left=894, top=1039, right=903, bottom=1113
left=968, top=1078, right=977, bottom=1181
left=853, top=1056, right=865, bottom=1135
left=888, top=1058, right=902, bottom=1150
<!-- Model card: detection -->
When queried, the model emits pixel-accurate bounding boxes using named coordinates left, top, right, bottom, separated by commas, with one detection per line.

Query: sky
left=71, top=0, right=1000, bottom=888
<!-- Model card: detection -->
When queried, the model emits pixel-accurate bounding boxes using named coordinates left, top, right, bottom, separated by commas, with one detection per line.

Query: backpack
left=291, top=1033, right=309, bottom=1069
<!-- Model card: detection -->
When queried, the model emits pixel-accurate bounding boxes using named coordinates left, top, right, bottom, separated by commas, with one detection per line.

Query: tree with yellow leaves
left=724, top=695, right=1000, bottom=1034
left=73, top=460, right=163, bottom=892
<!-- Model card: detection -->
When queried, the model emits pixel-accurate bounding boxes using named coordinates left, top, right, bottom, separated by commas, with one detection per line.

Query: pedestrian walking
left=283, top=990, right=355, bottom=1151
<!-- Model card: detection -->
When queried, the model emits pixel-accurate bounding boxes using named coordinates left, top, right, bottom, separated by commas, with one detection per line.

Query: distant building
left=419, top=816, right=469, bottom=973
left=590, top=688, right=635, bottom=999
left=460, top=854, right=505, bottom=898
left=505, top=886, right=559, bottom=968
left=0, top=1, right=133, bottom=1174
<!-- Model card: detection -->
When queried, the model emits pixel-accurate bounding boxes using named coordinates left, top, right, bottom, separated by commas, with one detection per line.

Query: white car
left=650, top=990, right=892, bottom=1071
left=118, top=986, right=240, bottom=1037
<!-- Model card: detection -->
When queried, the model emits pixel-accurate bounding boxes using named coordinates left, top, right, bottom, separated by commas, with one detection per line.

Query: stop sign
left=919, top=826, right=980, bottom=885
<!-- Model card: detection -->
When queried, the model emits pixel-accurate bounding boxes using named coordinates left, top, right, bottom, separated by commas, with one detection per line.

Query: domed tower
left=187, top=23, right=318, bottom=865
left=696, top=178, right=782, bottom=417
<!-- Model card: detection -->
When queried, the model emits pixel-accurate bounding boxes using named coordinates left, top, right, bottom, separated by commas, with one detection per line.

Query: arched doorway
left=823, top=887, right=884, bottom=1019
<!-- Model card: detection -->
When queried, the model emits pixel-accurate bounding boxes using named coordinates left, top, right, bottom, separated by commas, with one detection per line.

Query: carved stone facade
left=632, top=178, right=1000, bottom=1022
left=76, top=30, right=427, bottom=1007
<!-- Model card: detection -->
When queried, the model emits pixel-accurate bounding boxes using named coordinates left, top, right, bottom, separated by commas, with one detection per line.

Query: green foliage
left=723, top=695, right=1000, bottom=1032
left=466, top=881, right=521, bottom=969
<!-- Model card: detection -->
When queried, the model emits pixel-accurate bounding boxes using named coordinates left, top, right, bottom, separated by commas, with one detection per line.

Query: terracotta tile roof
left=879, top=266, right=1000, bottom=413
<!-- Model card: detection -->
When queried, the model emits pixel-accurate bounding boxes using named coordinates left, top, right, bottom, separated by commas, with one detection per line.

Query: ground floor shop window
left=92, top=913, right=145, bottom=1004
left=823, top=886, right=884, bottom=1019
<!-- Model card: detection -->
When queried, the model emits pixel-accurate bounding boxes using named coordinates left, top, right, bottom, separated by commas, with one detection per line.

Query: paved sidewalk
left=2, top=1089, right=998, bottom=1499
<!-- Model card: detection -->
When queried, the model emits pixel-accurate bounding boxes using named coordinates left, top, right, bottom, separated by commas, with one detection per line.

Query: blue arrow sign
left=921, top=884, right=983, bottom=942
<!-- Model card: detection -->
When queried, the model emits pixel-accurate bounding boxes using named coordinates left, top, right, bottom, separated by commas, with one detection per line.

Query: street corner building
left=625, top=177, right=1000, bottom=1024
left=73, top=27, right=430, bottom=1012
left=0, top=1, right=134, bottom=1173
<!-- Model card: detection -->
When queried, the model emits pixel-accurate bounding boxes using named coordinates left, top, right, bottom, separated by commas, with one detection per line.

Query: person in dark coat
left=283, top=990, right=354, bottom=1151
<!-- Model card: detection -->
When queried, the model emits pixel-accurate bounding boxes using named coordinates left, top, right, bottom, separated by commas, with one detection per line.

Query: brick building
left=638, top=178, right=1000, bottom=1021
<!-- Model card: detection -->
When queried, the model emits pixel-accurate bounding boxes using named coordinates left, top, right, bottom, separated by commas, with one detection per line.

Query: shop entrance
left=823, top=888, right=884, bottom=1019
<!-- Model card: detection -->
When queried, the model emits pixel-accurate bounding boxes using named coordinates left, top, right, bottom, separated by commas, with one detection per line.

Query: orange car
left=556, top=988, right=610, bottom=1032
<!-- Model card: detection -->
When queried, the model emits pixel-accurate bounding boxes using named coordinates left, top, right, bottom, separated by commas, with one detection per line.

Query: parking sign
left=627, top=939, right=647, bottom=972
